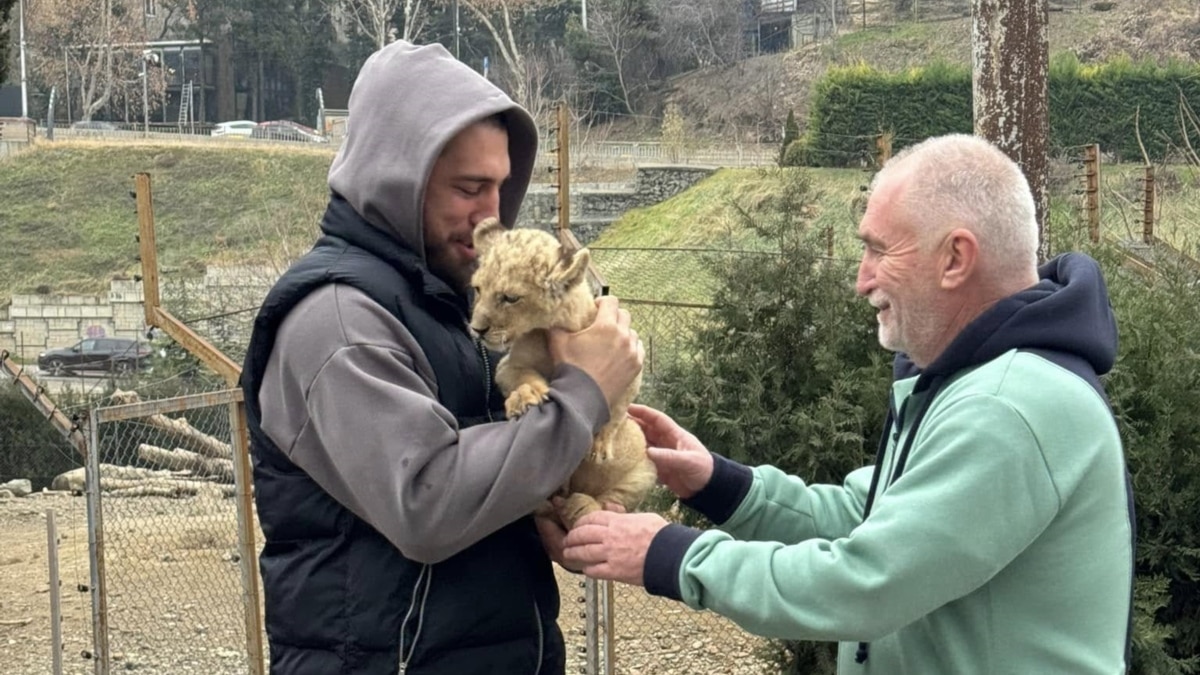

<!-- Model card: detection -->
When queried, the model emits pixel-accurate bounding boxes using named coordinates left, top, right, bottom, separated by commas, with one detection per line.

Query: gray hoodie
left=257, top=41, right=608, bottom=564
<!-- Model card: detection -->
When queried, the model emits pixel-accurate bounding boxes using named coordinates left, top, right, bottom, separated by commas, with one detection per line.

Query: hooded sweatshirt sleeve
left=258, top=284, right=609, bottom=564
left=681, top=453, right=874, bottom=543
left=644, top=388, right=1062, bottom=641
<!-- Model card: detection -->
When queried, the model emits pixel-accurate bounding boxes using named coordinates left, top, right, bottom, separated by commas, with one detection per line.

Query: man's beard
left=426, top=245, right=477, bottom=296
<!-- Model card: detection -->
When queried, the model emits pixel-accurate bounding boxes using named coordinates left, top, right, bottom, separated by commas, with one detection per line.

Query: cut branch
left=138, top=444, right=235, bottom=482
left=111, top=390, right=233, bottom=460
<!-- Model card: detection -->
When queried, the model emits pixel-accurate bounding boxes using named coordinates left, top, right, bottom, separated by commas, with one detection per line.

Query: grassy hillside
left=0, top=141, right=333, bottom=295
left=2, top=143, right=1196, bottom=307
left=592, top=164, right=1200, bottom=302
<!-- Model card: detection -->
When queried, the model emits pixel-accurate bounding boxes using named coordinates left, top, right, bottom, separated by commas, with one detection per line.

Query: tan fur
left=469, top=218, right=657, bottom=528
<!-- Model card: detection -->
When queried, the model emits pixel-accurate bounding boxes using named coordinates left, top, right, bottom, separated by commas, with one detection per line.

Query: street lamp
left=18, top=0, right=28, bottom=118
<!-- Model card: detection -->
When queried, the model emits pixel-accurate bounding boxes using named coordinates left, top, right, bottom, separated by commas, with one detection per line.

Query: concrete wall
left=0, top=117, right=35, bottom=160
left=1, top=267, right=276, bottom=361
left=519, top=164, right=716, bottom=244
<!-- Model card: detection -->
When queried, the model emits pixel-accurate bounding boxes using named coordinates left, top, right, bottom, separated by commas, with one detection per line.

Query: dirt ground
left=0, top=493, right=774, bottom=675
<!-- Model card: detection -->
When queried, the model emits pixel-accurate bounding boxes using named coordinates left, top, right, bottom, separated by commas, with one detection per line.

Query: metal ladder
left=178, top=81, right=193, bottom=131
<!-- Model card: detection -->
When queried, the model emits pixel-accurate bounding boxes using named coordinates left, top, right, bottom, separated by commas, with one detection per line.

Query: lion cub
left=469, top=218, right=657, bottom=528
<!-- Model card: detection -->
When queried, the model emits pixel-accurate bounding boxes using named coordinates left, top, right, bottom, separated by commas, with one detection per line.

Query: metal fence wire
left=545, top=242, right=781, bottom=673
left=87, top=388, right=260, bottom=675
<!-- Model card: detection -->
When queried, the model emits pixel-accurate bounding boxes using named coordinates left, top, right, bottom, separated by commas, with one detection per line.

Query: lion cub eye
left=501, top=294, right=521, bottom=305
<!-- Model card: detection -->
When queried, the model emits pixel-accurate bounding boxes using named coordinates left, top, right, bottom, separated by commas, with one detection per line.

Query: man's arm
left=260, top=285, right=611, bottom=563
left=570, top=395, right=1062, bottom=641
left=705, top=462, right=875, bottom=544
left=632, top=405, right=872, bottom=543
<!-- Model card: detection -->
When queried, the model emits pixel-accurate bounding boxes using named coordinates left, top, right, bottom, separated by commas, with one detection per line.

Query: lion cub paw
left=561, top=493, right=602, bottom=529
left=589, top=442, right=615, bottom=463
left=505, top=381, right=551, bottom=418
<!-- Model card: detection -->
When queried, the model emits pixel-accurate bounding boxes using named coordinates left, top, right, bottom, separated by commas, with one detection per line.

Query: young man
left=563, top=134, right=1134, bottom=674
left=242, top=41, right=642, bottom=674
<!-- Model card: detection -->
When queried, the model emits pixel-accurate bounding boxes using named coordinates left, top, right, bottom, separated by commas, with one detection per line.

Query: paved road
left=25, top=367, right=127, bottom=397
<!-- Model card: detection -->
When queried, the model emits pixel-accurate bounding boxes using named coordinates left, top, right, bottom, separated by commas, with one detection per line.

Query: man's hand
left=535, top=508, right=582, bottom=573
left=536, top=499, right=626, bottom=572
left=628, top=404, right=714, bottom=499
left=562, top=511, right=669, bottom=587
left=548, top=296, right=644, bottom=408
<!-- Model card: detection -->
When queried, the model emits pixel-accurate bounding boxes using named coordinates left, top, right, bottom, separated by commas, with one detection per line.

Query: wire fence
left=88, top=387, right=261, bottom=674
left=15, top=151, right=1194, bottom=675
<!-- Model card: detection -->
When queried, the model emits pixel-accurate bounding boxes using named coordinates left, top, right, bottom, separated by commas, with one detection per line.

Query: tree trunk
left=972, top=0, right=1049, bottom=260
left=110, top=390, right=233, bottom=459
left=216, top=29, right=236, bottom=121
left=138, top=444, right=235, bottom=482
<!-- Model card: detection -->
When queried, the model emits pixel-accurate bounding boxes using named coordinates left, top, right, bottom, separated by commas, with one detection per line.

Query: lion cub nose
left=471, top=325, right=489, bottom=338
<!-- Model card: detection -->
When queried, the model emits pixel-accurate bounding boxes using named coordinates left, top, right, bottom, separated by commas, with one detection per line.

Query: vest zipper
left=533, top=599, right=544, bottom=675
left=398, top=564, right=433, bottom=674
left=475, top=335, right=495, bottom=423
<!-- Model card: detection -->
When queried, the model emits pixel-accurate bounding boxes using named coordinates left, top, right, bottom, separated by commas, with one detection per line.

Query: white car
left=211, top=120, right=257, bottom=138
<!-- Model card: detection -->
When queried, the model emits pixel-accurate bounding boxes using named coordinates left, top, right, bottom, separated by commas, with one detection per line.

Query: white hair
left=871, top=134, right=1038, bottom=283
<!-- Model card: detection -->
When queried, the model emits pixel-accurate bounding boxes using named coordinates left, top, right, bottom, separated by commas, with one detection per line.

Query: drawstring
left=855, top=377, right=943, bottom=664
left=887, top=379, right=940, bottom=486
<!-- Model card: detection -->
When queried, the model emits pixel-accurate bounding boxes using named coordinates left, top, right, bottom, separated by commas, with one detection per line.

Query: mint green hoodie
left=643, top=253, right=1133, bottom=673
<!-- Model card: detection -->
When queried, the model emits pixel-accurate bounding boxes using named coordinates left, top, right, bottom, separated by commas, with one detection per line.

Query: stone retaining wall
left=1, top=267, right=275, bottom=360
left=518, top=164, right=715, bottom=244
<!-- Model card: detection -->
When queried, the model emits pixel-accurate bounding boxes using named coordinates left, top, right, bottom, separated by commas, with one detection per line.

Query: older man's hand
left=562, top=510, right=670, bottom=587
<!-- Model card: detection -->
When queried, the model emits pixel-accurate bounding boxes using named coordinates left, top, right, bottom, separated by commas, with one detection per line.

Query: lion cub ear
left=472, top=218, right=506, bottom=257
left=549, top=247, right=591, bottom=294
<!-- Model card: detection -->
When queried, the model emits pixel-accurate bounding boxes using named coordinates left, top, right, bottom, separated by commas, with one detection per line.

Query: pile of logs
left=51, top=390, right=239, bottom=499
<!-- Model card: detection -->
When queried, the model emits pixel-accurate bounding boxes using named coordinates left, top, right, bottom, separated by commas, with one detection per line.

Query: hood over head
left=327, top=40, right=538, bottom=262
left=895, top=252, right=1119, bottom=382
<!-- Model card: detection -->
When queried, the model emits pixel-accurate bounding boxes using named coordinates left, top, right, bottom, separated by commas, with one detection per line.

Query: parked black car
left=37, top=337, right=153, bottom=376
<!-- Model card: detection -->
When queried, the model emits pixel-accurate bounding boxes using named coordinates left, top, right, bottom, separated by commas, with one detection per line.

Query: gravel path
left=1, top=493, right=775, bottom=674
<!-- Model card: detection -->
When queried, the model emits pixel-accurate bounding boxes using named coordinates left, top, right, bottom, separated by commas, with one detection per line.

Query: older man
left=563, top=134, right=1133, bottom=674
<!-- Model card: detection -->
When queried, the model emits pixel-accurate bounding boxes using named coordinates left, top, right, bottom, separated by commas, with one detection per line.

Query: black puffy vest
left=241, top=196, right=564, bottom=674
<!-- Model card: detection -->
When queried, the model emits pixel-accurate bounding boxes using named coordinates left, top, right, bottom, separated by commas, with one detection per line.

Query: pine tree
left=779, top=109, right=800, bottom=166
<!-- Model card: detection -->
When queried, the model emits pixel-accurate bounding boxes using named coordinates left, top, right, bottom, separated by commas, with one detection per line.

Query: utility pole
left=64, top=48, right=72, bottom=123
left=19, top=0, right=29, bottom=118
left=142, top=53, right=150, bottom=137
left=454, top=0, right=461, bottom=58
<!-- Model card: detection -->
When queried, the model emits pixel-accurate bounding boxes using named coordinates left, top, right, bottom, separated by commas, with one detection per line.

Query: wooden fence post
left=1142, top=165, right=1155, bottom=244
left=1084, top=144, right=1101, bottom=243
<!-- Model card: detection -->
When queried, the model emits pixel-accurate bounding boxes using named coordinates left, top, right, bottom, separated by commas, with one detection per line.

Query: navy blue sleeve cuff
left=681, top=453, right=753, bottom=525
left=644, top=523, right=702, bottom=602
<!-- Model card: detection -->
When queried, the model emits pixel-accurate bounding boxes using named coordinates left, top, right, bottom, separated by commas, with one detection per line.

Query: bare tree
left=27, top=0, right=154, bottom=121
left=654, top=0, right=746, bottom=70
left=587, top=0, right=659, bottom=115
left=514, top=47, right=560, bottom=128
left=462, top=0, right=560, bottom=107
left=816, top=0, right=840, bottom=36
left=328, top=0, right=427, bottom=48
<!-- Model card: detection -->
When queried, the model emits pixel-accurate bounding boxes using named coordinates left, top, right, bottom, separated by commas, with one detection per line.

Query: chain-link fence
left=87, top=387, right=262, bottom=674
left=558, top=244, right=784, bottom=673
left=4, top=237, right=776, bottom=675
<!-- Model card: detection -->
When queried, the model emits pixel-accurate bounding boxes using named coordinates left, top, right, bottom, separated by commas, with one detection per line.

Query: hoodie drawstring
left=855, top=376, right=944, bottom=664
